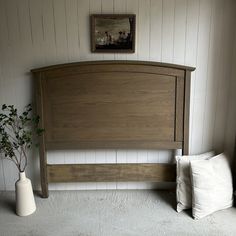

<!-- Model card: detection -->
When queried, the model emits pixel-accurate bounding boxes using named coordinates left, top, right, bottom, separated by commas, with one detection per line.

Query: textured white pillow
left=190, top=153, right=233, bottom=220
left=176, top=151, right=215, bottom=212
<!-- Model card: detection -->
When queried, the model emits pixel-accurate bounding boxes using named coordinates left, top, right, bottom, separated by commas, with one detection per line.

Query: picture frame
left=91, top=14, right=136, bottom=53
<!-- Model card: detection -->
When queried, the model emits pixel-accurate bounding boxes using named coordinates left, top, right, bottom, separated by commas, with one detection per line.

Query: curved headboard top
left=33, top=60, right=195, bottom=152
left=31, top=60, right=195, bottom=73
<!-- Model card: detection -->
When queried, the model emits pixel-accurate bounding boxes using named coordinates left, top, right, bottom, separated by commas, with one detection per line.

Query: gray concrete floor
left=1, top=190, right=236, bottom=236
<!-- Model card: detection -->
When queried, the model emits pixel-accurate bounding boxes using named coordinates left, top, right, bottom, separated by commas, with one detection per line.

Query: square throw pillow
left=190, top=153, right=233, bottom=220
left=176, top=151, right=215, bottom=212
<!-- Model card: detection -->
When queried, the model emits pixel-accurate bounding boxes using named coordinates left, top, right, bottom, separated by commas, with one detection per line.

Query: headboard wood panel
left=32, top=61, right=195, bottom=198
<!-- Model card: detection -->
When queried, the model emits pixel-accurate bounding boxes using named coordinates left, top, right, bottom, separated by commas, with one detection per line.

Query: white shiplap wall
left=0, top=0, right=236, bottom=191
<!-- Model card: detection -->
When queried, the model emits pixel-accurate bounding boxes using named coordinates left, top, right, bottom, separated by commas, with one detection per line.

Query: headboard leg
left=183, top=70, right=191, bottom=156
left=36, top=74, right=49, bottom=198
left=39, top=149, right=49, bottom=198
left=41, top=174, right=49, bottom=198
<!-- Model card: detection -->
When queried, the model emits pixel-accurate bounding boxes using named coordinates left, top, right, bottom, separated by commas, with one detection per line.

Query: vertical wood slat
left=175, top=76, right=185, bottom=142
left=183, top=70, right=191, bottom=155
left=35, top=73, right=48, bottom=198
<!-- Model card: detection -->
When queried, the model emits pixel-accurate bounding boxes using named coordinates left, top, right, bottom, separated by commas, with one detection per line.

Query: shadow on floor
left=1, top=198, right=15, bottom=214
left=151, top=190, right=176, bottom=210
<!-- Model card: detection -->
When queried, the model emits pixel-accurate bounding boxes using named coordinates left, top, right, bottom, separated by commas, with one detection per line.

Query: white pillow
left=190, top=153, right=233, bottom=220
left=176, top=151, right=215, bottom=212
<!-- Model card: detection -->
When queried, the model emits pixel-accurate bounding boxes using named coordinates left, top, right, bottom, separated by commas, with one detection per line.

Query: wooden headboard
left=32, top=61, right=195, bottom=198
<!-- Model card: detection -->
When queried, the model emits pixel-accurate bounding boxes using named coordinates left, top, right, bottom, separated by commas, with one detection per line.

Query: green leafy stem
left=0, top=104, right=44, bottom=172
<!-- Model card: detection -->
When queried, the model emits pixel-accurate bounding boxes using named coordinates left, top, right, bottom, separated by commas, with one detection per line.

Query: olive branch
left=0, top=104, right=44, bottom=172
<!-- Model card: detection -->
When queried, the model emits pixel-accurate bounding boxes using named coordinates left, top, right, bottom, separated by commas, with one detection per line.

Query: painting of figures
left=91, top=14, right=136, bottom=53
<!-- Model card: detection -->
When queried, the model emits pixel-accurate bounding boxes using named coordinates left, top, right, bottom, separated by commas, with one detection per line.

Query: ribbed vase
left=15, top=171, right=36, bottom=216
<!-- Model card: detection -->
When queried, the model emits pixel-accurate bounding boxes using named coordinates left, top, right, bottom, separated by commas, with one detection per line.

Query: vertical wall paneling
left=190, top=0, right=212, bottom=154
left=213, top=0, right=236, bottom=153
left=53, top=0, right=69, bottom=63
left=0, top=0, right=236, bottom=190
left=137, top=0, right=150, bottom=60
left=65, top=0, right=80, bottom=62
left=77, top=0, right=90, bottom=60
left=201, top=0, right=224, bottom=152
left=161, top=0, right=175, bottom=63
left=173, top=0, right=187, bottom=65
left=126, top=0, right=138, bottom=60
left=42, top=0, right=57, bottom=65
left=185, top=0, right=200, bottom=153
left=149, top=0, right=162, bottom=61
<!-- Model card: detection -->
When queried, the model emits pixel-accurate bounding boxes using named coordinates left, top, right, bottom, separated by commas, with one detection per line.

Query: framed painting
left=91, top=14, right=136, bottom=53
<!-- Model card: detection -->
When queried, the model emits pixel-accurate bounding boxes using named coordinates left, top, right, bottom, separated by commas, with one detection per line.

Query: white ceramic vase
left=15, top=171, right=36, bottom=216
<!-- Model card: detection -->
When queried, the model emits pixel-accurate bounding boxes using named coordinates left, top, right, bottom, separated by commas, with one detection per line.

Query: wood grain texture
left=47, top=163, right=176, bottom=182
left=175, top=77, right=185, bottom=141
left=33, top=61, right=193, bottom=151
left=35, top=73, right=49, bottom=198
left=183, top=71, right=191, bottom=155
left=46, top=141, right=183, bottom=150
left=33, top=60, right=194, bottom=196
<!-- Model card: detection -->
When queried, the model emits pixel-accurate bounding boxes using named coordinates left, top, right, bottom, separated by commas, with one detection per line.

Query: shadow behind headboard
left=32, top=61, right=195, bottom=198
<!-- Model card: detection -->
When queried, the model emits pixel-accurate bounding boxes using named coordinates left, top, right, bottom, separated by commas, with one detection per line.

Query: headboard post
left=35, top=73, right=49, bottom=198
left=183, top=70, right=191, bottom=155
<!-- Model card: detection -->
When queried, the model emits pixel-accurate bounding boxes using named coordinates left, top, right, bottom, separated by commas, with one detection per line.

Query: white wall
left=0, top=0, right=236, bottom=191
